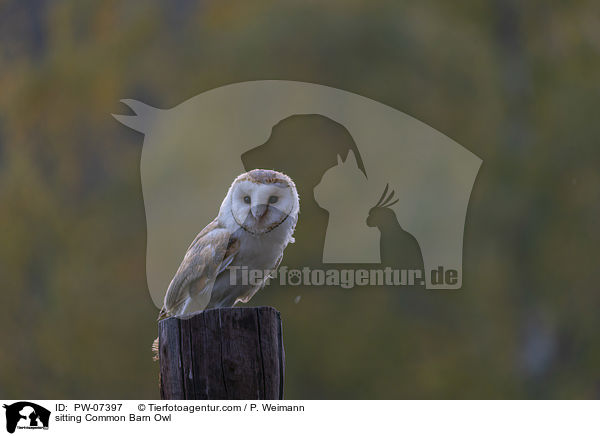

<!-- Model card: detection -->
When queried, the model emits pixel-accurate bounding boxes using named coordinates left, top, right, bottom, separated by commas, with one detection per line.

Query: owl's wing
left=159, top=219, right=240, bottom=319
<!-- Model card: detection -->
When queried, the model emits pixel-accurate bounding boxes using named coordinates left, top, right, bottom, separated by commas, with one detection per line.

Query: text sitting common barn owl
left=158, top=169, right=299, bottom=320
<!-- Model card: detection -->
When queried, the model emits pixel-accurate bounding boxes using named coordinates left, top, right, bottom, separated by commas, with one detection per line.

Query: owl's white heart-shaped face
left=230, top=180, right=296, bottom=235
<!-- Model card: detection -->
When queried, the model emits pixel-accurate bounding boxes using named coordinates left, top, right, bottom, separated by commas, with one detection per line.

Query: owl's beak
left=251, top=204, right=268, bottom=219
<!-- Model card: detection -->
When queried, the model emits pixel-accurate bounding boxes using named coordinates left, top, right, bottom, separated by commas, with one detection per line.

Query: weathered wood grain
left=158, top=307, right=285, bottom=400
left=158, top=318, right=185, bottom=399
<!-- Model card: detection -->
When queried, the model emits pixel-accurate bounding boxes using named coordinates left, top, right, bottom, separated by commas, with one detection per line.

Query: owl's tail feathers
left=157, top=306, right=171, bottom=321
left=152, top=337, right=159, bottom=362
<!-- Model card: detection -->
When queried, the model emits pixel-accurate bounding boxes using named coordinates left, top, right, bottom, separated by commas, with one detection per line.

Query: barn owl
left=157, top=169, right=299, bottom=320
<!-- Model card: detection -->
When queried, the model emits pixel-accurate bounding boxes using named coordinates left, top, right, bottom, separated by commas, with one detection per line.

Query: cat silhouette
left=315, top=150, right=380, bottom=263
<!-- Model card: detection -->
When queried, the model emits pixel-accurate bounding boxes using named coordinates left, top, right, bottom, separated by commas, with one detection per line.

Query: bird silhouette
left=366, top=184, right=424, bottom=275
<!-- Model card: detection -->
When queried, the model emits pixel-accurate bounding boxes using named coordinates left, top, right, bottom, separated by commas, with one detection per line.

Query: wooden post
left=158, top=306, right=285, bottom=400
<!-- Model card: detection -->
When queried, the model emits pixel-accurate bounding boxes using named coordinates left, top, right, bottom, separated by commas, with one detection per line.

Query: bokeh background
left=1, top=0, right=599, bottom=399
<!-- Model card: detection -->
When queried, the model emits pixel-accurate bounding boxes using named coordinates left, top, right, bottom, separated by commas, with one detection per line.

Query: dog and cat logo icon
left=3, top=402, right=50, bottom=433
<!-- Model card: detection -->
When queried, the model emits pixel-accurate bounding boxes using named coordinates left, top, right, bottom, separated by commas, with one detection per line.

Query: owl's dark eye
left=268, top=195, right=279, bottom=204
left=243, top=196, right=251, bottom=204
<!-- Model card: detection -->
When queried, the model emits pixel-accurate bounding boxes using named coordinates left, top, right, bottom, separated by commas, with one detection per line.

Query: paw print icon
left=286, top=270, right=302, bottom=286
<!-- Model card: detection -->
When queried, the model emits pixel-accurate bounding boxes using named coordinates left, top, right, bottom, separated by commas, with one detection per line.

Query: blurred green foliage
left=0, top=0, right=599, bottom=399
